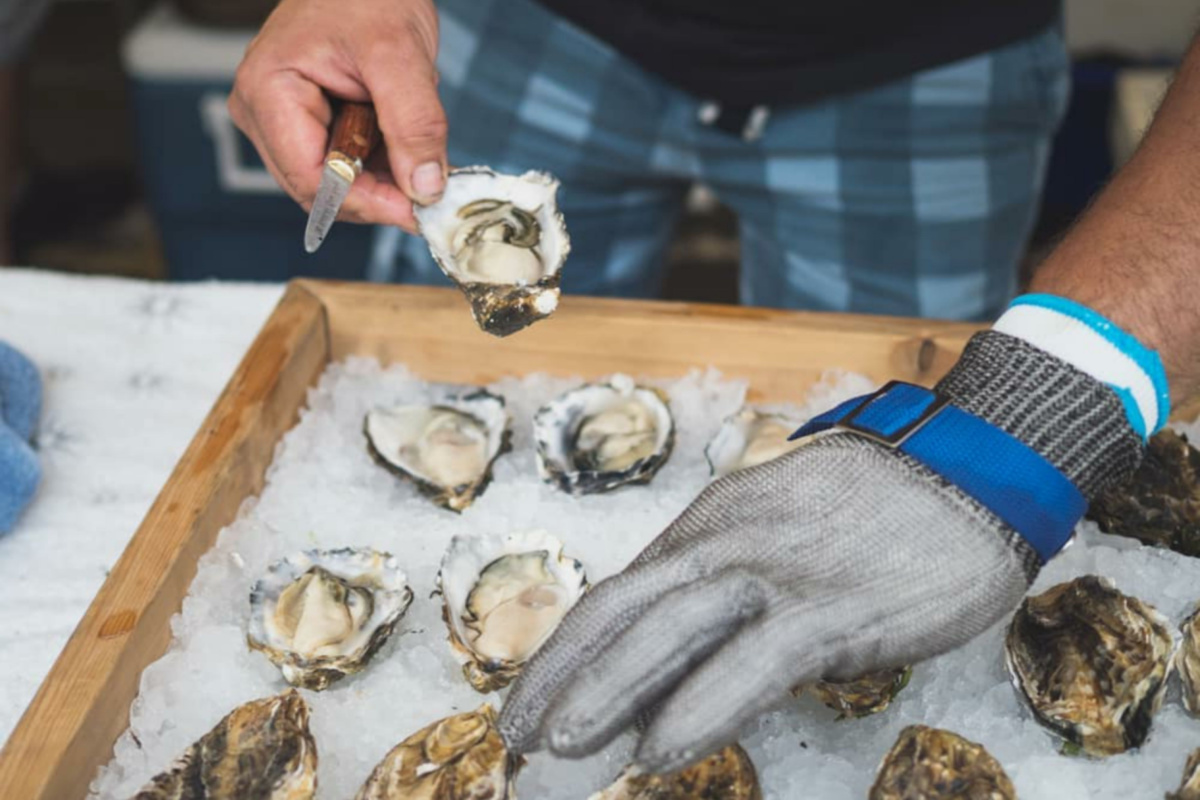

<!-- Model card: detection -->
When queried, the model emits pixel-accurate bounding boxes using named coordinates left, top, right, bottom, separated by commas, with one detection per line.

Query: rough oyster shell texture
left=869, top=725, right=1015, bottom=800
left=364, top=389, right=512, bottom=513
left=1169, top=748, right=1200, bottom=800
left=439, top=529, right=587, bottom=692
left=704, top=407, right=805, bottom=480
left=1176, top=604, right=1200, bottom=714
left=1004, top=574, right=1175, bottom=756
left=132, top=690, right=317, bottom=800
left=534, top=374, right=675, bottom=495
left=414, top=167, right=570, bottom=337
left=248, top=548, right=414, bottom=690
left=795, top=667, right=913, bottom=720
left=1087, top=429, right=1200, bottom=557
left=355, top=704, right=518, bottom=800
left=589, top=744, right=761, bottom=800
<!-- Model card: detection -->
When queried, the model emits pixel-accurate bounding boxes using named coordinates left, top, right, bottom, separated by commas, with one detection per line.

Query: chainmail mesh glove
left=497, top=330, right=1144, bottom=773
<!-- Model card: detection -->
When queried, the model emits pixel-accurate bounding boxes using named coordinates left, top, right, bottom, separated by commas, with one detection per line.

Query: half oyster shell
left=534, top=374, right=675, bottom=495
left=355, top=704, right=518, bottom=800
left=705, top=407, right=804, bottom=479
left=133, top=690, right=317, bottom=800
left=248, top=548, right=413, bottom=690
left=589, top=744, right=761, bottom=800
left=1169, top=748, right=1200, bottom=800
left=1004, top=575, right=1175, bottom=756
left=795, top=667, right=912, bottom=720
left=415, top=167, right=570, bottom=337
left=365, top=389, right=512, bottom=512
left=869, top=725, right=1014, bottom=800
left=439, top=529, right=587, bottom=692
left=1176, top=604, right=1200, bottom=714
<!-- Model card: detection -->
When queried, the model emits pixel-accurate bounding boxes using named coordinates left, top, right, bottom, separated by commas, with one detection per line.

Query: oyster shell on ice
left=1175, top=603, right=1200, bottom=714
left=414, top=167, right=570, bottom=337
left=869, top=725, right=1015, bottom=800
left=794, top=666, right=912, bottom=720
left=439, top=529, right=587, bottom=692
left=1087, top=429, right=1200, bottom=557
left=589, top=744, right=761, bottom=800
left=355, top=704, right=519, bottom=800
left=365, top=389, right=511, bottom=512
left=1169, top=748, right=1200, bottom=800
left=1004, top=574, right=1175, bottom=756
left=705, top=407, right=805, bottom=479
left=248, top=548, right=413, bottom=690
left=132, top=690, right=317, bottom=800
left=534, top=374, right=675, bottom=495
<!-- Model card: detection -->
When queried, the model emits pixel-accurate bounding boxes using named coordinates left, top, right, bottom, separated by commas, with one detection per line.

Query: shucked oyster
left=589, top=744, right=761, bottom=800
left=534, top=374, right=675, bottom=495
left=133, top=690, right=317, bottom=800
left=1175, top=604, right=1200, bottom=714
left=248, top=548, right=413, bottom=690
left=355, top=704, right=518, bottom=800
left=705, top=407, right=805, bottom=479
left=1004, top=575, right=1175, bottom=756
left=795, top=667, right=912, bottom=720
left=1087, top=429, right=1200, bottom=557
left=365, top=389, right=511, bottom=512
left=869, top=725, right=1015, bottom=800
left=415, top=167, right=570, bottom=337
left=439, top=529, right=587, bottom=692
left=1169, top=748, right=1200, bottom=800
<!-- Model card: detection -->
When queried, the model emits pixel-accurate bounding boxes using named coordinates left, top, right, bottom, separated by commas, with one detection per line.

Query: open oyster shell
left=439, top=529, right=587, bottom=692
left=415, top=167, right=570, bottom=337
left=534, top=374, right=675, bottom=495
left=365, top=389, right=512, bottom=512
left=1087, top=429, right=1200, bottom=557
left=794, top=667, right=912, bottom=720
left=1176, top=604, right=1200, bottom=714
left=248, top=548, right=413, bottom=690
left=705, top=407, right=805, bottom=479
left=1169, top=748, right=1200, bottom=800
left=869, top=725, right=1014, bottom=800
left=133, top=690, right=317, bottom=800
left=355, top=704, right=519, bottom=800
left=1004, top=574, right=1175, bottom=756
left=589, top=744, right=761, bottom=800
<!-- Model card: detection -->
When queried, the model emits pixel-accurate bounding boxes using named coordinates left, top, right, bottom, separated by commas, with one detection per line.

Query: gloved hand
left=498, top=329, right=1145, bottom=773
left=0, top=340, right=42, bottom=533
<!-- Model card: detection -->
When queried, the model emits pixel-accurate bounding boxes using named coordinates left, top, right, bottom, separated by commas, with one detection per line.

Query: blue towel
left=0, top=342, right=42, bottom=533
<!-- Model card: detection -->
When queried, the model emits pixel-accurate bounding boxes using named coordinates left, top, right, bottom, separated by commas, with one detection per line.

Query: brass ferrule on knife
left=326, top=153, right=362, bottom=183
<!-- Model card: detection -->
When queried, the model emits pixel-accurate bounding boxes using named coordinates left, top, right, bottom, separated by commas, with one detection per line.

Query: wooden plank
left=0, top=283, right=331, bottom=800
left=306, top=281, right=983, bottom=400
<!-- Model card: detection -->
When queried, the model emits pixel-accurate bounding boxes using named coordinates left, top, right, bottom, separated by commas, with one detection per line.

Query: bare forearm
left=1032, top=37, right=1200, bottom=404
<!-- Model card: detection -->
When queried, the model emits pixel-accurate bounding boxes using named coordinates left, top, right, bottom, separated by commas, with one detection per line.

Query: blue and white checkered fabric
left=371, top=0, right=1070, bottom=321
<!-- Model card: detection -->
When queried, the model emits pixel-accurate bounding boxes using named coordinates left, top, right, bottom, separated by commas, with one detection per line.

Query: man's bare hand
left=229, top=0, right=447, bottom=232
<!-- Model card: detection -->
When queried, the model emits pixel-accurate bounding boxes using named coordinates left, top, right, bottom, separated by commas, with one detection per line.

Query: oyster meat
left=1004, top=574, right=1175, bottom=756
left=415, top=167, right=570, bottom=337
left=132, top=690, right=317, bottom=800
left=534, top=374, right=675, bottom=495
left=1087, top=429, right=1200, bottom=557
left=705, top=407, right=805, bottom=479
left=795, top=666, right=912, bottom=720
left=365, top=389, right=511, bottom=512
left=1176, top=603, right=1200, bottom=714
left=1169, top=748, right=1200, bottom=800
left=869, top=725, right=1014, bottom=800
left=589, top=744, right=761, bottom=800
left=439, top=529, right=587, bottom=692
left=355, top=704, right=518, bottom=800
left=248, top=548, right=413, bottom=690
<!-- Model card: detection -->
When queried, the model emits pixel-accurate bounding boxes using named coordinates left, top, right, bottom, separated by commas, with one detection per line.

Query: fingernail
left=412, top=162, right=445, bottom=203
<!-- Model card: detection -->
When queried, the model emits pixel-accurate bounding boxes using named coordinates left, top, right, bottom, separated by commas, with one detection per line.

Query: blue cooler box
left=122, top=3, right=374, bottom=281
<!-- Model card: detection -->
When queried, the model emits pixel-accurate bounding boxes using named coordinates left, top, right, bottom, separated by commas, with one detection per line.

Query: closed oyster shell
left=589, top=744, right=761, bottom=800
left=869, top=725, right=1014, bottom=800
left=534, top=374, right=675, bottom=495
left=248, top=548, right=413, bottom=690
left=355, top=705, right=518, bottom=800
left=1175, top=604, right=1200, bottom=714
left=798, top=667, right=912, bottom=720
left=439, top=529, right=587, bottom=692
left=1004, top=574, right=1175, bottom=756
left=365, top=389, right=512, bottom=512
left=1169, top=748, right=1200, bottom=800
left=705, top=407, right=804, bottom=479
left=415, top=167, right=570, bottom=337
left=132, top=690, right=317, bottom=800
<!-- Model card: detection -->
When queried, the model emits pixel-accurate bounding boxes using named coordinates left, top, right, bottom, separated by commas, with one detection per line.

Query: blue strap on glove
left=0, top=341, right=42, bottom=533
left=790, top=380, right=1086, bottom=564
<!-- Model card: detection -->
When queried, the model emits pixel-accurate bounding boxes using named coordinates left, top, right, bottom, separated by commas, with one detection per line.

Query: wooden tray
left=0, top=280, right=982, bottom=799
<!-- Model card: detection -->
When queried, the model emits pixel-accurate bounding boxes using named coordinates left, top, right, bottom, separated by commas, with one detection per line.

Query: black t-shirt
left=533, top=0, right=1060, bottom=108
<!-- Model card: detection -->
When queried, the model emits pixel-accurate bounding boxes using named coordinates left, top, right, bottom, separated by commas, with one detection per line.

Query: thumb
left=361, top=23, right=449, bottom=206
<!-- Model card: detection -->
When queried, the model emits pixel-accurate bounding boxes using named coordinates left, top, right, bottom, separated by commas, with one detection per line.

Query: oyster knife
left=304, top=101, right=380, bottom=254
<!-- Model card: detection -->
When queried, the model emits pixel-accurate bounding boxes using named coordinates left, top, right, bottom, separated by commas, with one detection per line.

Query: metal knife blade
left=303, top=101, right=380, bottom=254
left=304, top=160, right=356, bottom=254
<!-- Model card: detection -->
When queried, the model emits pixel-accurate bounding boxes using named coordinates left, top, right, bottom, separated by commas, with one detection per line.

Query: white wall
left=1066, top=0, right=1200, bottom=58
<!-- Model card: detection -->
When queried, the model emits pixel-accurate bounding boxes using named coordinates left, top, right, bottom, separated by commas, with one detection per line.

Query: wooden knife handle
left=328, top=101, right=380, bottom=165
